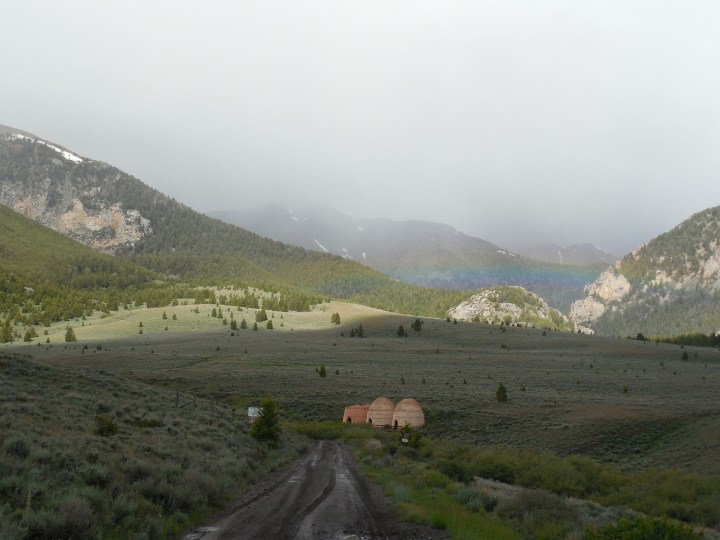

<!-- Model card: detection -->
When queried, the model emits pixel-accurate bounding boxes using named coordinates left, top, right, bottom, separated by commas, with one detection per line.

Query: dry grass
left=13, top=300, right=718, bottom=474
left=4, top=298, right=720, bottom=536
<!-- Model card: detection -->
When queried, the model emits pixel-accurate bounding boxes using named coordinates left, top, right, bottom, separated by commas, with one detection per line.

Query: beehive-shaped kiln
left=392, top=398, right=425, bottom=428
left=342, top=403, right=370, bottom=424
left=366, top=396, right=395, bottom=427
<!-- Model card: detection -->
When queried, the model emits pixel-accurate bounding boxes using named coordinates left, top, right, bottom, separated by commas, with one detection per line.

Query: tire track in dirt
left=183, top=441, right=445, bottom=540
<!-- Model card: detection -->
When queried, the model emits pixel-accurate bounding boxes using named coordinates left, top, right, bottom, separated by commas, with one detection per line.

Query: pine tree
left=250, top=397, right=281, bottom=448
left=240, top=318, right=248, bottom=329
left=397, top=325, right=407, bottom=337
left=358, top=324, right=365, bottom=338
left=230, top=319, right=238, bottom=330
left=266, top=320, right=273, bottom=329
left=496, top=383, right=508, bottom=402
left=162, top=311, right=168, bottom=320
left=256, top=309, right=268, bottom=322
left=331, top=312, right=341, bottom=325
left=253, top=322, right=258, bottom=331
left=65, top=325, right=77, bottom=342
left=1, top=320, right=14, bottom=343
left=319, top=365, right=327, bottom=377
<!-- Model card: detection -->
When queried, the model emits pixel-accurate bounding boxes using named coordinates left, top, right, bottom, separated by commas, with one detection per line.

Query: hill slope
left=0, top=202, right=157, bottom=326
left=570, top=206, right=720, bottom=336
left=210, top=205, right=601, bottom=311
left=0, top=126, right=467, bottom=317
left=448, top=286, right=573, bottom=331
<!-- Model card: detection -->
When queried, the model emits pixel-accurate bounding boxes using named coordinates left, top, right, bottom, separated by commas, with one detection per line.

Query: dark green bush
left=78, top=464, right=110, bottom=488
left=122, top=459, right=155, bottom=482
left=3, top=436, right=30, bottom=459
left=93, top=416, right=118, bottom=437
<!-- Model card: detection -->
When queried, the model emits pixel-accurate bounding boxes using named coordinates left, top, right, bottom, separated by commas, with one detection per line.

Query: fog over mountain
left=2, top=1, right=720, bottom=254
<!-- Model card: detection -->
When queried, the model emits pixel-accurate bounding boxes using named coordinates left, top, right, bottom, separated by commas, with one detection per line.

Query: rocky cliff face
left=570, top=206, right=720, bottom=336
left=569, top=268, right=631, bottom=325
left=448, top=286, right=574, bottom=331
left=0, top=130, right=152, bottom=253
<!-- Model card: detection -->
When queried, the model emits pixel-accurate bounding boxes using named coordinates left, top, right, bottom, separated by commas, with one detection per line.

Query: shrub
left=122, top=459, right=155, bottom=482
left=585, top=515, right=702, bottom=539
left=3, top=436, right=30, bottom=459
left=455, top=486, right=497, bottom=513
left=78, top=464, right=110, bottom=487
left=23, top=496, right=97, bottom=540
left=94, top=415, right=118, bottom=437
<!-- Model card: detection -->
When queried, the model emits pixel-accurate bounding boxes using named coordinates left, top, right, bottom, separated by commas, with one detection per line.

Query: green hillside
left=0, top=133, right=468, bottom=317
left=0, top=204, right=161, bottom=327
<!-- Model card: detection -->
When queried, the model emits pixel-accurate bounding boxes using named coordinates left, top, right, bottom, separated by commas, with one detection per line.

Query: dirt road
left=183, top=441, right=445, bottom=540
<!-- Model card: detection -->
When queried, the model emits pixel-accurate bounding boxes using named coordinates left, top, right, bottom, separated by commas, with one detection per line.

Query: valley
left=2, top=126, right=720, bottom=538
left=3, top=299, right=720, bottom=537
left=14, top=300, right=720, bottom=474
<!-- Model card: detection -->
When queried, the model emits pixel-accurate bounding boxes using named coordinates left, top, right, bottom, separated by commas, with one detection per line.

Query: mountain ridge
left=570, top=206, right=720, bottom=336
left=209, top=205, right=603, bottom=311
left=0, top=126, right=471, bottom=317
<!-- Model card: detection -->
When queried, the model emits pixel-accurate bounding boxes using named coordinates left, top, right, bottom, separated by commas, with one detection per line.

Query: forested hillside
left=0, top=204, right=153, bottom=326
left=211, top=205, right=603, bottom=311
left=571, top=206, right=720, bottom=336
left=0, top=130, right=469, bottom=317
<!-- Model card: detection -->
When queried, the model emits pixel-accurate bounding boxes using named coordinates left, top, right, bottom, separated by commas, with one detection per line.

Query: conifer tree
left=65, top=325, right=77, bottom=342
left=250, top=397, right=281, bottom=448
left=496, top=382, right=508, bottom=402
left=240, top=318, right=248, bottom=329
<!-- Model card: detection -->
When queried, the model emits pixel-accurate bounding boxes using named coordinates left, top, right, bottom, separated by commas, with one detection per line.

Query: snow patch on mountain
left=9, top=133, right=84, bottom=163
left=313, top=239, right=329, bottom=253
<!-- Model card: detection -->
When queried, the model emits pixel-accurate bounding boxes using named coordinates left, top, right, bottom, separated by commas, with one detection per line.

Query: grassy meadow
left=4, top=299, right=720, bottom=537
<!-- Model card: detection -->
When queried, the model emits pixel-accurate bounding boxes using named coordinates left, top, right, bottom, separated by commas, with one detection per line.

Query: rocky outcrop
left=570, top=206, right=720, bottom=336
left=448, top=286, right=572, bottom=330
left=569, top=268, right=631, bottom=325
left=583, top=268, right=631, bottom=303
left=8, top=195, right=151, bottom=254
left=0, top=132, right=152, bottom=253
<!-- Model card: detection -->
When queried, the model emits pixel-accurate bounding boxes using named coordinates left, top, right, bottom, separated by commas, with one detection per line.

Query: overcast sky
left=2, top=1, right=720, bottom=255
